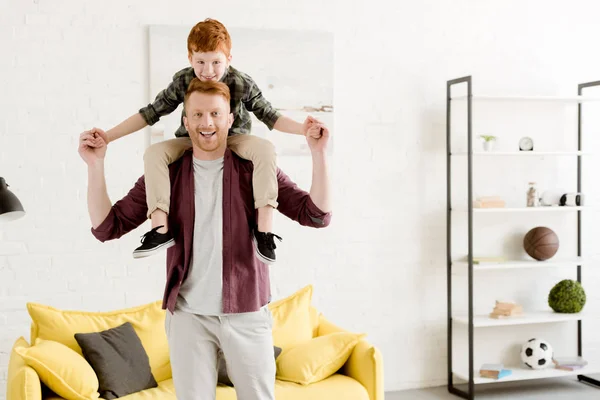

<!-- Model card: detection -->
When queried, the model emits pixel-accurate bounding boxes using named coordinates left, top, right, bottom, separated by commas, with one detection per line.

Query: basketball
left=524, top=227, right=559, bottom=261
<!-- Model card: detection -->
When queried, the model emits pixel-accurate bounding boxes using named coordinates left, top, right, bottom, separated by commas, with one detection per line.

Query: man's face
left=188, top=50, right=230, bottom=82
left=183, top=91, right=233, bottom=156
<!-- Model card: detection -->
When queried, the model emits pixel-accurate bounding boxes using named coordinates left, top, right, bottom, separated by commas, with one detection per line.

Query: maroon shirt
left=91, top=149, right=331, bottom=314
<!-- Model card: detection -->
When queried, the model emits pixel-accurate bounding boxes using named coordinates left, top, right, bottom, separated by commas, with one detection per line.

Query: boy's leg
left=165, top=309, right=220, bottom=400
left=133, top=137, right=192, bottom=258
left=220, top=306, right=276, bottom=400
left=227, top=135, right=282, bottom=265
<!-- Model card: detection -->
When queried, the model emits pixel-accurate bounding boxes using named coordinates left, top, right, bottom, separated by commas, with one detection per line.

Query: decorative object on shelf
left=523, top=226, right=559, bottom=261
left=548, top=279, right=586, bottom=313
left=520, top=338, right=553, bottom=370
left=526, top=182, right=540, bottom=207
left=553, top=356, right=588, bottom=371
left=479, top=364, right=512, bottom=379
left=489, top=300, right=523, bottom=319
left=479, top=135, right=496, bottom=151
left=518, top=136, right=534, bottom=151
left=473, top=196, right=505, bottom=208
left=0, top=177, right=25, bottom=223
left=540, top=189, right=565, bottom=206
left=560, top=192, right=584, bottom=206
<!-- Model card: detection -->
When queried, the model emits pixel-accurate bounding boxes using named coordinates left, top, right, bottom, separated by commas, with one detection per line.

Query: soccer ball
left=520, top=338, right=553, bottom=370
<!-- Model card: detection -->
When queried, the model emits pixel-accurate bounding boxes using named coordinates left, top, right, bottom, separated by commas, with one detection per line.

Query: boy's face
left=183, top=91, right=233, bottom=156
left=188, top=51, right=231, bottom=82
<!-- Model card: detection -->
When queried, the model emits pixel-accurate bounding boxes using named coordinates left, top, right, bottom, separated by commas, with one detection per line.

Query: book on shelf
left=479, top=364, right=512, bottom=379
left=553, top=356, right=588, bottom=370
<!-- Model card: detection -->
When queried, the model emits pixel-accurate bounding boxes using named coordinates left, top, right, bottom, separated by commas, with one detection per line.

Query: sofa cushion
left=27, top=300, right=171, bottom=382
left=75, top=322, right=158, bottom=399
left=214, top=375, right=370, bottom=400
left=15, top=338, right=100, bottom=400
left=276, top=332, right=365, bottom=385
left=268, top=285, right=313, bottom=351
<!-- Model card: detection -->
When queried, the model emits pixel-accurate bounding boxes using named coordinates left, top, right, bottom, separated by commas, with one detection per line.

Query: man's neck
left=192, top=147, right=226, bottom=161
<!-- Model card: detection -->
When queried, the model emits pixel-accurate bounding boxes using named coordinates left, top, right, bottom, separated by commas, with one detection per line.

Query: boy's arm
left=272, top=116, right=305, bottom=136
left=105, top=69, right=190, bottom=143
left=105, top=113, right=148, bottom=143
left=244, top=79, right=319, bottom=136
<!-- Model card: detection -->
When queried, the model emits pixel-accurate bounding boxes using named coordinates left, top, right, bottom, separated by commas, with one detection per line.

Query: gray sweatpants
left=165, top=305, right=276, bottom=400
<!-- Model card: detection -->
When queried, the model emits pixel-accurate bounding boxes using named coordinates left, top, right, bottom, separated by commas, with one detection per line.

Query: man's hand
left=302, top=115, right=324, bottom=136
left=306, top=122, right=330, bottom=154
left=79, top=128, right=108, bottom=165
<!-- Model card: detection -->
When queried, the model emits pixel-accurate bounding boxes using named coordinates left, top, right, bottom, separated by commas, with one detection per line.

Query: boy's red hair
left=187, top=18, right=232, bottom=57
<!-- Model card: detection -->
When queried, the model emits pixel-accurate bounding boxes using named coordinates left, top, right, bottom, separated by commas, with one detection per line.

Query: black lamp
left=0, top=177, right=25, bottom=222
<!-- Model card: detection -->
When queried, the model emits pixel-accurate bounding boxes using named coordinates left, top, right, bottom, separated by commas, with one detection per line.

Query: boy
left=96, top=18, right=318, bottom=263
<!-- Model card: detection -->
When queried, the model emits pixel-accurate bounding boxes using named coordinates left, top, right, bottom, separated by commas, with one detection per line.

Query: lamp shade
left=0, top=177, right=25, bottom=222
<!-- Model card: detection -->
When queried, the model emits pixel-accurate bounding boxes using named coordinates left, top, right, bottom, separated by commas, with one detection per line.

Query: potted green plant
left=479, top=135, right=496, bottom=151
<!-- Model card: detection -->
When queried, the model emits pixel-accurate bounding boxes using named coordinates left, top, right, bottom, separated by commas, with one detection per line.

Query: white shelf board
left=452, top=151, right=590, bottom=156
left=452, top=257, right=588, bottom=272
left=453, top=310, right=590, bottom=328
left=451, top=95, right=600, bottom=103
left=454, top=363, right=600, bottom=385
left=453, top=206, right=588, bottom=213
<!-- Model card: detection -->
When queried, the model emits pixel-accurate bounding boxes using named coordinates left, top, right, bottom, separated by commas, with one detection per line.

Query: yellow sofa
left=6, top=286, right=383, bottom=400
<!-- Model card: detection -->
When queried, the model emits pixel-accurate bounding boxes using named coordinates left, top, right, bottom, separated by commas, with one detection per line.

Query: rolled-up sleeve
left=138, top=68, right=190, bottom=126
left=275, top=169, right=331, bottom=228
left=243, top=80, right=282, bottom=131
left=91, top=176, right=149, bottom=242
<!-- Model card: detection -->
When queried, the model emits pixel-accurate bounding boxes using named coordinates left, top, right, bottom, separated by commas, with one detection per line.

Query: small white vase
left=483, top=141, right=495, bottom=151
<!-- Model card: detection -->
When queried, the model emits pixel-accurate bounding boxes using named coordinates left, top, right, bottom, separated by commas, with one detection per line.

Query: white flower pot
left=483, top=141, right=495, bottom=151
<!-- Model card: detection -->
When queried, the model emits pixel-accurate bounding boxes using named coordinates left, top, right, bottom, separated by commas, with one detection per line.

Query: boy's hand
left=78, top=128, right=108, bottom=165
left=306, top=122, right=329, bottom=154
left=302, top=115, right=323, bottom=136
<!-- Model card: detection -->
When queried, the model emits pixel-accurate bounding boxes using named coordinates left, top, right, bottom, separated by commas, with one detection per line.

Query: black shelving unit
left=446, top=76, right=600, bottom=399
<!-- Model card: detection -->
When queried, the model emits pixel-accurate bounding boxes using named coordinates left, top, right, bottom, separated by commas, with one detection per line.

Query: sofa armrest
left=7, top=337, right=43, bottom=400
left=317, top=316, right=384, bottom=400
left=7, top=363, right=42, bottom=400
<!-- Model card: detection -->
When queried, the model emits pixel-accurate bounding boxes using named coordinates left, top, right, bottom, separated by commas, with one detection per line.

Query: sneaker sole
left=252, top=236, right=276, bottom=265
left=133, top=239, right=176, bottom=259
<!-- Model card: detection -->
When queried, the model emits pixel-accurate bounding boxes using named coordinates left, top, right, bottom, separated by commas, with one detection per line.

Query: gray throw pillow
left=74, top=322, right=158, bottom=399
left=217, top=346, right=282, bottom=386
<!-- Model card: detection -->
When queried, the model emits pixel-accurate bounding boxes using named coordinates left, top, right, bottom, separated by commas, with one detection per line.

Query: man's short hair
left=184, top=78, right=231, bottom=109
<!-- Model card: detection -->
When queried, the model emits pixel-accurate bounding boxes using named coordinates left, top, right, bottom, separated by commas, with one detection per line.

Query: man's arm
left=275, top=168, right=332, bottom=228
left=90, top=175, right=149, bottom=242
left=87, top=160, right=112, bottom=229
left=276, top=123, right=332, bottom=227
left=309, top=150, right=331, bottom=212
left=79, top=129, right=149, bottom=241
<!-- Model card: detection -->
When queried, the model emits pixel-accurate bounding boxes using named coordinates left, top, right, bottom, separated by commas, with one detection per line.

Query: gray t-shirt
left=177, top=156, right=224, bottom=315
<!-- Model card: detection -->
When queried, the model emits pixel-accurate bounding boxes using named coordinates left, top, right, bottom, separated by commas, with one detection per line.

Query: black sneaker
left=133, top=226, right=175, bottom=259
left=252, top=229, right=282, bottom=265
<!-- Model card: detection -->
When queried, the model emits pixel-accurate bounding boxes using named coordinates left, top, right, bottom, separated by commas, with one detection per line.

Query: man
left=78, top=78, right=331, bottom=400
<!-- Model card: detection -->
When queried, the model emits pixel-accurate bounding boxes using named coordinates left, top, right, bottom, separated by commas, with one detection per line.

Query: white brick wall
left=2, top=0, right=600, bottom=397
